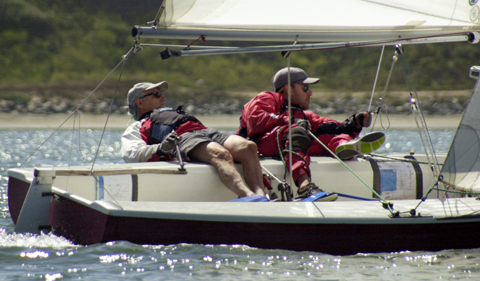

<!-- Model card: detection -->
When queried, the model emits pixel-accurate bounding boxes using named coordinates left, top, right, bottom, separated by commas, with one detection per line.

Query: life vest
left=140, top=106, right=203, bottom=145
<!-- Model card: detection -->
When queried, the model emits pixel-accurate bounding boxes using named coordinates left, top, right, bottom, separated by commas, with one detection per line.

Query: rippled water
left=2, top=128, right=480, bottom=280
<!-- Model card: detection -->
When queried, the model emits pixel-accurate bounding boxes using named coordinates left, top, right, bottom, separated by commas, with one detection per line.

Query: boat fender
left=368, top=156, right=423, bottom=200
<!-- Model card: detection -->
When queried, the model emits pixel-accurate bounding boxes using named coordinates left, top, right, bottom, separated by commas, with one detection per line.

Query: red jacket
left=238, top=91, right=342, bottom=141
left=238, top=91, right=360, bottom=182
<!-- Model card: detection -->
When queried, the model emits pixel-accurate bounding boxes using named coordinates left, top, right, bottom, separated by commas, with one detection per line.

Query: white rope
left=286, top=58, right=293, bottom=187
left=396, top=46, right=441, bottom=181
left=368, top=45, right=385, bottom=113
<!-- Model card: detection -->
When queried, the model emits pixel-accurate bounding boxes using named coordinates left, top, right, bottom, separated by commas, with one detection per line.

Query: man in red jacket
left=238, top=67, right=385, bottom=200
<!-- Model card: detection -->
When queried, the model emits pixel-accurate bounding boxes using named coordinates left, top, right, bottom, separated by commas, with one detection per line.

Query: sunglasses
left=301, top=84, right=310, bottom=92
left=140, top=91, right=163, bottom=99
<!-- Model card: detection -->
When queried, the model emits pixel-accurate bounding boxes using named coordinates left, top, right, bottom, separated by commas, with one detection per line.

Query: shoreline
left=0, top=113, right=462, bottom=130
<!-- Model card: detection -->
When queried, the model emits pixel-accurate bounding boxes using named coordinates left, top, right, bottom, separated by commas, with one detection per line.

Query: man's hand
left=355, top=112, right=372, bottom=129
left=157, top=131, right=181, bottom=156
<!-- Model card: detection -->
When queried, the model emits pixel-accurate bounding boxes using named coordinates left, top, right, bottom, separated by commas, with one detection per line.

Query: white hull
left=9, top=153, right=444, bottom=203
left=7, top=154, right=480, bottom=255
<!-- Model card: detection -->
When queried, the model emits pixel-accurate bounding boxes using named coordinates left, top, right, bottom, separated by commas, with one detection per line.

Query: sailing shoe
left=295, top=183, right=338, bottom=201
left=335, top=132, right=386, bottom=160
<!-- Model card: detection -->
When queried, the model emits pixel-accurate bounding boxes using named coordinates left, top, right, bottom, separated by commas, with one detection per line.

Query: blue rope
left=336, top=192, right=379, bottom=201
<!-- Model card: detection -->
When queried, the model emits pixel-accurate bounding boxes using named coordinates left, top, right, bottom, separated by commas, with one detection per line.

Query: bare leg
left=223, top=135, right=265, bottom=196
left=188, top=141, right=257, bottom=197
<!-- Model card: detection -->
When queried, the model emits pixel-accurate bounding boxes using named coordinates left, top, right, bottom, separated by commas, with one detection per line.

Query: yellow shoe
left=335, top=132, right=386, bottom=160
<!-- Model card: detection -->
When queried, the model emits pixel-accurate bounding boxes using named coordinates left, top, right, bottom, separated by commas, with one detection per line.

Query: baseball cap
left=127, top=81, right=169, bottom=115
left=272, top=67, right=319, bottom=92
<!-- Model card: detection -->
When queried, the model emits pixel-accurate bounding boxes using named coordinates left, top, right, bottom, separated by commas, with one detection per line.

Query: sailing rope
left=282, top=43, right=298, bottom=191
left=275, top=126, right=310, bottom=179
left=396, top=45, right=441, bottom=182
left=87, top=48, right=133, bottom=209
left=367, top=46, right=384, bottom=113
left=370, top=47, right=398, bottom=131
left=19, top=47, right=135, bottom=209
left=274, top=119, right=396, bottom=213
left=19, top=47, right=136, bottom=168
left=89, top=51, right=129, bottom=171
left=307, top=132, right=396, bottom=214
left=68, top=110, right=87, bottom=165
left=186, top=35, right=207, bottom=49
left=369, top=153, right=443, bottom=166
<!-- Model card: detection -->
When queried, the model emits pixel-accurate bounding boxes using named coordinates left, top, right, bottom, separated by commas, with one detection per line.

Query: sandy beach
left=0, top=113, right=462, bottom=130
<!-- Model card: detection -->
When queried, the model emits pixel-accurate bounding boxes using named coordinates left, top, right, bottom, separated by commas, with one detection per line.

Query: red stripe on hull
left=49, top=195, right=480, bottom=255
left=8, top=177, right=31, bottom=224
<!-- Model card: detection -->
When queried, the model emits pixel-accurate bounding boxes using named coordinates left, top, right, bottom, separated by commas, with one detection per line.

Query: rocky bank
left=0, top=84, right=471, bottom=116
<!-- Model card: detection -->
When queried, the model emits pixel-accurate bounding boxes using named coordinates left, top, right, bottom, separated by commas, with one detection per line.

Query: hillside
left=1, top=0, right=479, bottom=115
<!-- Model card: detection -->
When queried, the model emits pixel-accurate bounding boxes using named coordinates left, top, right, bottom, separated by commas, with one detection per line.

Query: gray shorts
left=178, top=128, right=233, bottom=159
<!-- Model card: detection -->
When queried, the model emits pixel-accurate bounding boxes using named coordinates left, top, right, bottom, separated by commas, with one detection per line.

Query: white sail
left=134, top=0, right=480, bottom=42
left=440, top=69, right=480, bottom=193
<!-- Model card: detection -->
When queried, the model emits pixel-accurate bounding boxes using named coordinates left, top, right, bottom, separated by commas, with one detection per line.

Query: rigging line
left=371, top=48, right=398, bottom=131
left=367, top=45, right=385, bottom=113
left=408, top=181, right=476, bottom=215
left=283, top=38, right=299, bottom=188
left=397, top=47, right=441, bottom=178
left=68, top=111, right=77, bottom=166
left=307, top=131, right=395, bottom=214
left=399, top=49, right=436, bottom=151
left=286, top=57, right=294, bottom=187
left=261, top=165, right=283, bottom=185
left=368, top=153, right=443, bottom=165
left=379, top=49, right=398, bottom=130
left=276, top=126, right=287, bottom=180
left=90, top=52, right=129, bottom=172
left=410, top=97, right=438, bottom=178
left=402, top=51, right=440, bottom=164
left=396, top=48, right=435, bottom=167
left=432, top=186, right=478, bottom=195
left=86, top=48, right=131, bottom=207
left=282, top=150, right=309, bottom=167
left=92, top=175, right=123, bottom=210
left=77, top=113, right=87, bottom=163
left=19, top=47, right=135, bottom=168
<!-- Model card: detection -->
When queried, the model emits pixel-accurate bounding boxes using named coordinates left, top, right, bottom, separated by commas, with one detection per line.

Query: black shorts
left=178, top=128, right=233, bottom=158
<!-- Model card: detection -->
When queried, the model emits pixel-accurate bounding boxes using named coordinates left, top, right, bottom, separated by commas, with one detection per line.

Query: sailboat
left=7, top=0, right=480, bottom=255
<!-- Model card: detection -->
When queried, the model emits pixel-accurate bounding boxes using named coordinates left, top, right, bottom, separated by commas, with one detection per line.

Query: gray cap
left=127, top=81, right=169, bottom=115
left=272, top=67, right=319, bottom=92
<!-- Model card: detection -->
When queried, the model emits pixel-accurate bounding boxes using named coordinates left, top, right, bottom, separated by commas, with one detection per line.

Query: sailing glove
left=314, top=112, right=372, bottom=137
left=354, top=112, right=372, bottom=129
left=156, top=131, right=181, bottom=156
left=314, top=122, right=339, bottom=135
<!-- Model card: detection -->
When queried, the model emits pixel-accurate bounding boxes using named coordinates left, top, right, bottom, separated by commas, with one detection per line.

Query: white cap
left=127, top=81, right=169, bottom=115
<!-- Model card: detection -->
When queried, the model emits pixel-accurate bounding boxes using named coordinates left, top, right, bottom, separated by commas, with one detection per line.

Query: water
left=1, top=128, right=480, bottom=280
